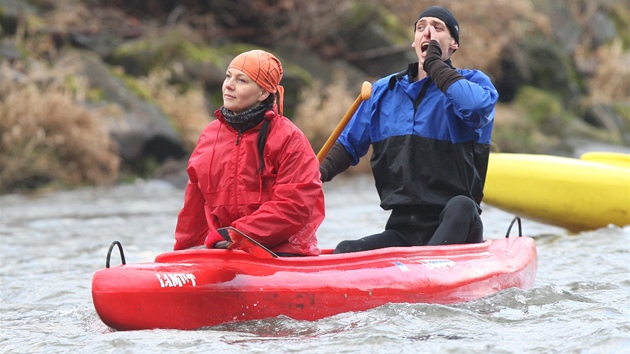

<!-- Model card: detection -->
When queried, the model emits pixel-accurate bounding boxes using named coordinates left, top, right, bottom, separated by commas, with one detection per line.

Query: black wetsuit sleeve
left=319, top=142, right=353, bottom=182
left=423, top=40, right=464, bottom=93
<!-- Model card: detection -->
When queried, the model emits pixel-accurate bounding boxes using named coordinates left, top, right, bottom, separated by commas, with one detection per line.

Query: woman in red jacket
left=174, top=50, right=324, bottom=256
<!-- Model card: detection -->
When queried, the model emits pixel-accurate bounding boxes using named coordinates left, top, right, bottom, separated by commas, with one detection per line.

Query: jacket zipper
left=232, top=131, right=241, bottom=208
left=413, top=77, right=433, bottom=114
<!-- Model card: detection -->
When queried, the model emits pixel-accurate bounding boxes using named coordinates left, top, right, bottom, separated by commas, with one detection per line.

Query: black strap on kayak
left=505, top=216, right=523, bottom=238
left=106, top=240, right=126, bottom=268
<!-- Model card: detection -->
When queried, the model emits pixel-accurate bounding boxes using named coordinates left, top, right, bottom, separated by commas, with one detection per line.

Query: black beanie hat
left=416, top=6, right=459, bottom=45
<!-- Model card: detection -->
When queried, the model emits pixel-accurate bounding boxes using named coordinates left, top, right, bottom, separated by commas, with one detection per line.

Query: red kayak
left=92, top=220, right=537, bottom=331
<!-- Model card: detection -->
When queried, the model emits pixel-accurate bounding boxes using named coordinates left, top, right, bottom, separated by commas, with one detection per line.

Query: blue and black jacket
left=337, top=62, right=498, bottom=212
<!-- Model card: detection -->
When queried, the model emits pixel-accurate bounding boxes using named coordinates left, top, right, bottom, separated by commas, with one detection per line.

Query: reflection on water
left=1, top=176, right=628, bottom=353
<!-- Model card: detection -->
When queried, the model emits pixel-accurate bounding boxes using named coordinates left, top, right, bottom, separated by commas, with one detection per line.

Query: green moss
left=22, top=0, right=55, bottom=7
left=86, top=87, right=105, bottom=103
left=515, top=86, right=562, bottom=122
left=180, top=42, right=221, bottom=64
left=208, top=90, right=223, bottom=108
left=345, top=2, right=376, bottom=27
left=347, top=2, right=412, bottom=44
left=283, top=63, right=313, bottom=86
left=1, top=2, right=43, bottom=35
left=121, top=75, right=153, bottom=102
left=514, top=86, right=575, bottom=136
left=25, top=11, right=46, bottom=31
left=112, top=41, right=166, bottom=76
left=110, top=30, right=197, bottom=76
left=613, top=102, right=630, bottom=122
left=141, top=156, right=162, bottom=177
left=491, top=124, right=540, bottom=153
left=379, top=9, right=413, bottom=44
left=608, top=2, right=630, bottom=49
left=117, top=155, right=164, bottom=182
left=63, top=74, right=82, bottom=95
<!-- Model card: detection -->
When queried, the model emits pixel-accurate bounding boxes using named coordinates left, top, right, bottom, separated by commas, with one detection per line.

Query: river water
left=1, top=175, right=628, bottom=353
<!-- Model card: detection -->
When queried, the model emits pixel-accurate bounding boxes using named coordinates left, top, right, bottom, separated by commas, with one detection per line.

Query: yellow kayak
left=484, top=153, right=630, bottom=232
left=580, top=151, right=630, bottom=169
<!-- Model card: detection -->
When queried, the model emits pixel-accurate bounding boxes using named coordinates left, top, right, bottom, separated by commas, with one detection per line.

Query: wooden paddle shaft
left=317, top=81, right=372, bottom=163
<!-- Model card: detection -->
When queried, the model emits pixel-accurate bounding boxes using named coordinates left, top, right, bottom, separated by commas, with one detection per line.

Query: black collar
left=388, top=60, right=454, bottom=90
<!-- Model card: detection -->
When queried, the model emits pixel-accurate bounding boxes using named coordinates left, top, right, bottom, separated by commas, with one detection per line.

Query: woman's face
left=222, top=68, right=270, bottom=114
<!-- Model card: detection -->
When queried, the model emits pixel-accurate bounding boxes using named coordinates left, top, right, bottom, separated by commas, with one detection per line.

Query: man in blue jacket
left=320, top=6, right=499, bottom=253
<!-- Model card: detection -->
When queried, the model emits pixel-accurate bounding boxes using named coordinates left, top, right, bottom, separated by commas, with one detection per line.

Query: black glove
left=423, top=40, right=463, bottom=93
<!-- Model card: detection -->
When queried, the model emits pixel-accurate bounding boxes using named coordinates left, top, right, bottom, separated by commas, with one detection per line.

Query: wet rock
left=68, top=50, right=187, bottom=169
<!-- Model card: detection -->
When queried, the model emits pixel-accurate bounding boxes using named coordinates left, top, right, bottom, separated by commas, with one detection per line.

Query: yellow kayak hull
left=484, top=153, right=630, bottom=232
left=580, top=151, right=630, bottom=169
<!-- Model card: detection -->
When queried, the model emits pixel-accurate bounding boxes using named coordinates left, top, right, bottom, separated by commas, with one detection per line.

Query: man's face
left=412, top=16, right=459, bottom=67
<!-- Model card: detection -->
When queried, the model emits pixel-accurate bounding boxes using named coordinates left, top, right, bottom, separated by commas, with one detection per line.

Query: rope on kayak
left=105, top=240, right=126, bottom=268
left=504, top=216, right=523, bottom=238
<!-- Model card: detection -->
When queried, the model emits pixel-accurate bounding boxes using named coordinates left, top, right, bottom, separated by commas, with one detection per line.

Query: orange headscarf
left=228, top=50, right=285, bottom=115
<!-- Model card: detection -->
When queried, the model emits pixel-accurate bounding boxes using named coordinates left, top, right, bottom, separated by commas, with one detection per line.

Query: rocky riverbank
left=0, top=0, right=628, bottom=193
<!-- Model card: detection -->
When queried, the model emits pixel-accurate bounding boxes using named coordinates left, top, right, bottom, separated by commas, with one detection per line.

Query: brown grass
left=135, top=68, right=213, bottom=151
left=292, top=71, right=373, bottom=174
left=588, top=39, right=630, bottom=103
left=0, top=63, right=119, bottom=193
left=293, top=70, right=355, bottom=151
left=378, top=0, right=549, bottom=75
left=1, top=0, right=627, bottom=193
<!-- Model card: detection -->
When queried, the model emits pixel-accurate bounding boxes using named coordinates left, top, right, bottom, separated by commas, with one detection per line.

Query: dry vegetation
left=293, top=71, right=355, bottom=148
left=379, top=0, right=548, bottom=76
left=588, top=39, right=629, bottom=103
left=0, top=63, right=119, bottom=193
left=291, top=0, right=545, bottom=154
left=1, top=0, right=628, bottom=193
left=295, top=0, right=628, bottom=149
left=134, top=68, right=213, bottom=151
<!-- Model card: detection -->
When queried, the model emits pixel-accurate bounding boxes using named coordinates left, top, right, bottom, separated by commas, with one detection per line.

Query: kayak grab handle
left=106, top=240, right=126, bottom=268
left=505, top=216, right=523, bottom=238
